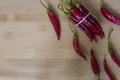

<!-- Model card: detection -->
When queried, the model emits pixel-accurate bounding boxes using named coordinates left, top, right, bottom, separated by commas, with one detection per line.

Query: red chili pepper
left=58, top=4, right=96, bottom=42
left=80, top=25, right=97, bottom=42
left=69, top=8, right=98, bottom=42
left=108, top=28, right=120, bottom=67
left=91, top=49, right=100, bottom=80
left=69, top=14, right=97, bottom=42
left=60, top=0, right=104, bottom=41
left=39, top=0, right=61, bottom=40
left=61, top=0, right=101, bottom=34
left=69, top=24, right=87, bottom=60
left=103, top=57, right=114, bottom=80
left=70, top=7, right=101, bottom=35
left=78, top=4, right=105, bottom=38
left=72, top=0, right=104, bottom=38
left=101, top=0, right=120, bottom=25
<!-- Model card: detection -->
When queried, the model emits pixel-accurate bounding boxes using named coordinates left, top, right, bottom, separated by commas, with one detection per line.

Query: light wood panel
left=0, top=0, right=120, bottom=80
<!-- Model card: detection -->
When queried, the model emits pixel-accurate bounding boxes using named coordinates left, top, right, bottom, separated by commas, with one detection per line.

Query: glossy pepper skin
left=69, top=14, right=96, bottom=42
left=71, top=0, right=104, bottom=38
left=91, top=49, right=100, bottom=80
left=103, top=58, right=114, bottom=80
left=78, top=4, right=104, bottom=38
left=59, top=0, right=104, bottom=42
left=101, top=0, right=120, bottom=25
left=73, top=35, right=87, bottom=60
left=69, top=24, right=87, bottom=60
left=48, top=12, right=61, bottom=40
left=109, top=48, right=120, bottom=67
left=39, top=0, right=61, bottom=40
left=70, top=7, right=100, bottom=35
left=58, top=5, right=96, bottom=42
left=108, top=28, right=120, bottom=67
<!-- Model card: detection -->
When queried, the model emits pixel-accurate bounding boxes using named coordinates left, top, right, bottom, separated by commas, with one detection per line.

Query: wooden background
left=0, top=0, right=120, bottom=80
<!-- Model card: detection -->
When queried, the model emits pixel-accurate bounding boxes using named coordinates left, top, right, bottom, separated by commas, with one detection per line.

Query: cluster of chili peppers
left=58, top=0, right=105, bottom=42
left=39, top=0, right=120, bottom=79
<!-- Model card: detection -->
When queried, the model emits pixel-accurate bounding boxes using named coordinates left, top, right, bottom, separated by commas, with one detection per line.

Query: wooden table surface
left=0, top=0, right=120, bottom=80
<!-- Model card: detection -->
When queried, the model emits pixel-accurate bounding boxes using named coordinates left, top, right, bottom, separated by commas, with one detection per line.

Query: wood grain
left=0, top=0, right=120, bottom=80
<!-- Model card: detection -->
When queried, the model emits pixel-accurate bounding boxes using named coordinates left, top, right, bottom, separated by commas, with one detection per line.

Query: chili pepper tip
left=83, top=56, right=87, bottom=61
left=91, top=49, right=94, bottom=54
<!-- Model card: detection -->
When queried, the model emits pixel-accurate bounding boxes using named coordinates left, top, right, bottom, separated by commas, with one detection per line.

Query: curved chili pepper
left=91, top=49, right=100, bottom=80
left=108, top=28, right=120, bottom=67
left=39, top=0, right=61, bottom=40
left=101, top=0, right=120, bottom=25
left=103, top=57, right=114, bottom=80
left=69, top=24, right=87, bottom=60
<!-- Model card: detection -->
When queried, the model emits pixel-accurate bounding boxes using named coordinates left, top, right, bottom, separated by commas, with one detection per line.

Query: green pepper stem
left=39, top=0, right=50, bottom=12
left=104, top=55, right=106, bottom=60
left=68, top=23, right=75, bottom=34
left=60, top=0, right=70, bottom=5
left=71, top=0, right=79, bottom=7
left=60, top=0, right=67, bottom=4
left=96, top=74, right=100, bottom=80
left=60, top=0, right=72, bottom=10
left=58, top=4, right=66, bottom=13
left=108, top=28, right=113, bottom=53
left=58, top=4, right=71, bottom=18
left=100, top=0, right=104, bottom=8
left=68, top=23, right=77, bottom=39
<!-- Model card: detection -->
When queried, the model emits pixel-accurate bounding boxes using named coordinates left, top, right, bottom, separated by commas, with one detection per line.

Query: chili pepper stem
left=71, top=0, right=79, bottom=7
left=39, top=0, right=50, bottom=12
left=69, top=23, right=87, bottom=61
left=60, top=0, right=72, bottom=10
left=58, top=4, right=71, bottom=18
left=100, top=0, right=104, bottom=8
left=104, top=54, right=106, bottom=60
left=68, top=23, right=75, bottom=33
left=60, top=0, right=71, bottom=5
left=96, top=74, right=100, bottom=80
left=68, top=23, right=77, bottom=39
left=108, top=28, right=113, bottom=53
